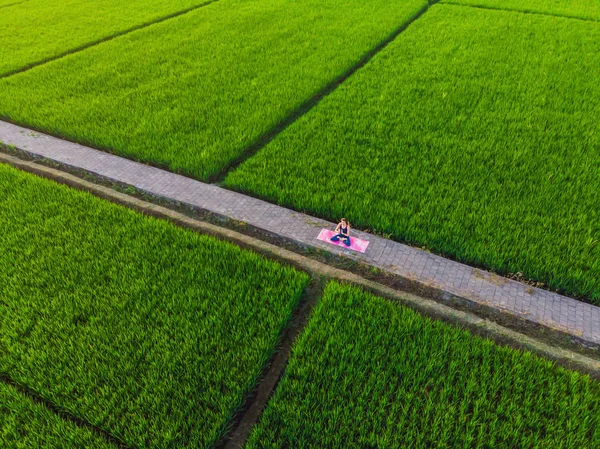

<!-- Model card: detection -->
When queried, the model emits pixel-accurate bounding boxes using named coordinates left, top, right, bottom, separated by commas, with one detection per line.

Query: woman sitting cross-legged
left=331, top=218, right=351, bottom=247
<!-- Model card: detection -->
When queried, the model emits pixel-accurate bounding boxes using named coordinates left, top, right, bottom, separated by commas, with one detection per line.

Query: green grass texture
left=0, top=0, right=428, bottom=180
left=0, top=0, right=215, bottom=76
left=441, top=0, right=600, bottom=21
left=226, top=4, right=600, bottom=304
left=246, top=282, right=600, bottom=449
left=1, top=382, right=118, bottom=449
left=0, top=163, right=309, bottom=448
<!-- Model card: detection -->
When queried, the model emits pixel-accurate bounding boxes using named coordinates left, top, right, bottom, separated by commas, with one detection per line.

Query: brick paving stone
left=2, top=119, right=600, bottom=347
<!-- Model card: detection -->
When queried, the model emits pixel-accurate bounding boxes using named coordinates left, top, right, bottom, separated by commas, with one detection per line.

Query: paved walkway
left=2, top=120, right=599, bottom=347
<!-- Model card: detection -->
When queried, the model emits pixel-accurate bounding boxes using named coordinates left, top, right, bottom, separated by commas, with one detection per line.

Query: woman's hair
left=341, top=218, right=349, bottom=225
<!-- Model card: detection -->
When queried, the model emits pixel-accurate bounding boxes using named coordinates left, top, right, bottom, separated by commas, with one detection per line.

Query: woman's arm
left=346, top=224, right=351, bottom=236
left=335, top=223, right=340, bottom=233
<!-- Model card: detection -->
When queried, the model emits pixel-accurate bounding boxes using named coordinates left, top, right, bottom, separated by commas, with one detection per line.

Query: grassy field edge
left=441, top=0, right=600, bottom=22
left=210, top=0, right=439, bottom=182
left=0, top=0, right=219, bottom=79
left=217, top=278, right=325, bottom=449
left=0, top=374, right=130, bottom=449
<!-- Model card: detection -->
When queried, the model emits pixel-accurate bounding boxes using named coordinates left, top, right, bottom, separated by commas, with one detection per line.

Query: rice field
left=246, top=282, right=600, bottom=449
left=441, top=0, right=600, bottom=21
left=0, top=0, right=427, bottom=180
left=0, top=163, right=309, bottom=448
left=0, top=0, right=217, bottom=76
left=2, top=0, right=600, bottom=446
left=1, top=382, right=118, bottom=449
left=226, top=4, right=600, bottom=304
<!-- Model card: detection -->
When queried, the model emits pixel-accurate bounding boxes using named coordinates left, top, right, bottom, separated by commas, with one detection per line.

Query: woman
left=331, top=218, right=351, bottom=247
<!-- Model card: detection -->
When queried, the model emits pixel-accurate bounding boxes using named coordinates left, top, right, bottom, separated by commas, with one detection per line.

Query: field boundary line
left=442, top=1, right=600, bottom=23
left=0, top=0, right=220, bottom=79
left=0, top=373, right=134, bottom=449
left=0, top=0, right=27, bottom=8
left=1, top=151, right=599, bottom=379
left=210, top=0, right=439, bottom=182
left=217, top=278, right=324, bottom=449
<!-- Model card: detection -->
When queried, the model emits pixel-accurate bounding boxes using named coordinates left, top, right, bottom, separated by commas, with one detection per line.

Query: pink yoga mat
left=317, top=229, right=369, bottom=253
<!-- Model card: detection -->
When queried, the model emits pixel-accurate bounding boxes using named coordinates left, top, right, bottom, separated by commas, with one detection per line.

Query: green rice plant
left=441, top=0, right=600, bottom=21
left=246, top=282, right=600, bottom=449
left=226, top=5, right=600, bottom=304
left=0, top=163, right=309, bottom=448
left=0, top=0, right=428, bottom=180
left=0, top=0, right=216, bottom=76
left=1, top=382, right=118, bottom=449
